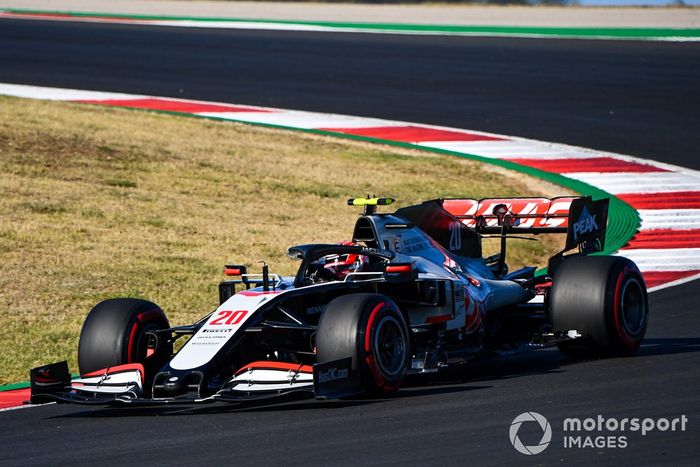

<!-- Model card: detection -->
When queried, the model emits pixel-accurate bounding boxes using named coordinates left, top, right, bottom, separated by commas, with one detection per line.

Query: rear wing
left=442, top=196, right=609, bottom=252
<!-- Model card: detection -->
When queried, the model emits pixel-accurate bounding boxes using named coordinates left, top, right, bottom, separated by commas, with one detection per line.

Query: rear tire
left=78, top=298, right=171, bottom=375
left=316, top=293, right=409, bottom=395
left=550, top=256, right=648, bottom=359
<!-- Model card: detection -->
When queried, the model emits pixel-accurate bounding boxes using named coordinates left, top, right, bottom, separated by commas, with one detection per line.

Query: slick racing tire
left=78, top=298, right=171, bottom=374
left=550, top=256, right=649, bottom=359
left=317, top=293, right=409, bottom=395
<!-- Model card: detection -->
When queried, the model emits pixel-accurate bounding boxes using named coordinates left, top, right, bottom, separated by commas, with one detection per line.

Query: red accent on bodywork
left=443, top=197, right=577, bottom=229
left=32, top=372, right=59, bottom=384
left=385, top=264, right=413, bottom=274
left=75, top=98, right=270, bottom=114
left=318, top=126, right=504, bottom=143
left=234, top=361, right=313, bottom=376
left=81, top=363, right=145, bottom=379
left=425, top=314, right=452, bottom=324
left=237, top=290, right=282, bottom=296
left=210, top=309, right=248, bottom=326
left=616, top=191, right=700, bottom=210
left=505, top=157, right=666, bottom=174
left=136, top=310, right=162, bottom=323
left=442, top=199, right=479, bottom=217
left=623, top=229, right=700, bottom=250
left=224, top=267, right=242, bottom=276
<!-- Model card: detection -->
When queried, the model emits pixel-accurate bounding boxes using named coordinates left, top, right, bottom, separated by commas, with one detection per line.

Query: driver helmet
left=323, top=241, right=369, bottom=279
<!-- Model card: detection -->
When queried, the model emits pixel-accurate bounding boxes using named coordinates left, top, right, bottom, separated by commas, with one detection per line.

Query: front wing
left=29, top=358, right=359, bottom=406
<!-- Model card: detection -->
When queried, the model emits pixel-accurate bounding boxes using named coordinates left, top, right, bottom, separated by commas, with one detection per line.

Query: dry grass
left=0, top=96, right=568, bottom=384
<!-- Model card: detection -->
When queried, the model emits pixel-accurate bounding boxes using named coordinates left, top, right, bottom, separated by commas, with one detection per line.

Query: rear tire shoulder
left=550, top=255, right=648, bottom=358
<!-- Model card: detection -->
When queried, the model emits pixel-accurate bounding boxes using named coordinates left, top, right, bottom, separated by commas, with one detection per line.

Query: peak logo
left=572, top=206, right=598, bottom=240
left=509, top=412, right=552, bottom=455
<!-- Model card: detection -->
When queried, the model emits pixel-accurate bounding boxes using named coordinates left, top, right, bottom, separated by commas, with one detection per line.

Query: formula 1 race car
left=30, top=196, right=649, bottom=406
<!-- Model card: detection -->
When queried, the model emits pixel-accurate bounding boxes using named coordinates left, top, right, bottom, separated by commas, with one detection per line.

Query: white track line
left=563, top=172, right=700, bottom=195
left=418, top=141, right=592, bottom=159
left=616, top=248, right=700, bottom=272
left=0, top=402, right=54, bottom=413
left=639, top=209, right=700, bottom=231
left=199, top=111, right=406, bottom=129
left=0, top=82, right=147, bottom=101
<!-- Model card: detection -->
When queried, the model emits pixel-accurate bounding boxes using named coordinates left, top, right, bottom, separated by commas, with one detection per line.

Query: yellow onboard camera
left=347, top=196, right=395, bottom=215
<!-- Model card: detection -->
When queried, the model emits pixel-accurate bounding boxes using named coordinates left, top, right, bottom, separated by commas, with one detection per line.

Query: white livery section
left=71, top=369, right=143, bottom=395
left=169, top=291, right=282, bottom=370
left=226, top=368, right=314, bottom=393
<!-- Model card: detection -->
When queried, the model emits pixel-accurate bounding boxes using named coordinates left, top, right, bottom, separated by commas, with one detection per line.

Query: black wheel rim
left=372, top=315, right=406, bottom=378
left=621, top=278, right=646, bottom=337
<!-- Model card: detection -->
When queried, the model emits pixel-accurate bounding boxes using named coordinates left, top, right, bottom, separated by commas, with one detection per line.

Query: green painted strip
left=0, top=381, right=29, bottom=391
left=5, top=9, right=700, bottom=40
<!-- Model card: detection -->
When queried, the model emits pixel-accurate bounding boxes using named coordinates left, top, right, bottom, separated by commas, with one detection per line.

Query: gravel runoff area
left=0, top=0, right=698, bottom=28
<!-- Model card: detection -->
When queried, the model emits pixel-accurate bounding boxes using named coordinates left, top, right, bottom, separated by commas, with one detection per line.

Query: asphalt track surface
left=1, top=18, right=699, bottom=466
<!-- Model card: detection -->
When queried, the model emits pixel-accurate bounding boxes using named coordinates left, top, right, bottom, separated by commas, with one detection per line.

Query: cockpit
left=288, top=244, right=394, bottom=286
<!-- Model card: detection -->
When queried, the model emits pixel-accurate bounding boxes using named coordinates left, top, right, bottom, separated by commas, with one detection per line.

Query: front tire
left=78, top=298, right=171, bottom=374
left=550, top=256, right=648, bottom=359
left=316, top=293, right=409, bottom=395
